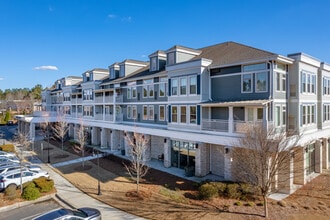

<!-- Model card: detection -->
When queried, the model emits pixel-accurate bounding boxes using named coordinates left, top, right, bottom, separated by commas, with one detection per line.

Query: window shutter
left=168, top=105, right=171, bottom=123
left=168, top=79, right=171, bottom=96
left=197, top=105, right=201, bottom=125
left=197, top=75, right=201, bottom=95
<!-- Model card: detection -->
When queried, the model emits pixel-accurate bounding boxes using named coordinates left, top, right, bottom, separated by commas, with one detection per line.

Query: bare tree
left=73, top=119, right=87, bottom=168
left=14, top=130, right=31, bottom=193
left=52, top=109, right=69, bottom=153
left=231, top=124, right=301, bottom=218
left=124, top=132, right=150, bottom=194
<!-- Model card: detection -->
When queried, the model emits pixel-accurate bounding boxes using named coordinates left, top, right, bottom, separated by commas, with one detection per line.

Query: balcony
left=95, top=96, right=104, bottom=103
left=94, top=113, right=103, bottom=120
left=202, top=119, right=228, bottom=132
left=104, top=95, right=114, bottom=103
left=202, top=119, right=270, bottom=133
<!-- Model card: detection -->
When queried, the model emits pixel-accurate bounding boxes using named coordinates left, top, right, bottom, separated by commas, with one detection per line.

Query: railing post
left=228, top=106, right=233, bottom=133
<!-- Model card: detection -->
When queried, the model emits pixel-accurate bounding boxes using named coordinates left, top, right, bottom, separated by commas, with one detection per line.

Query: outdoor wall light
left=225, top=147, right=229, bottom=154
left=164, top=138, right=167, bottom=143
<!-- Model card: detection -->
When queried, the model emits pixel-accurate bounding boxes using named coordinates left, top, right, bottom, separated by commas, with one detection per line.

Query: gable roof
left=195, top=41, right=277, bottom=67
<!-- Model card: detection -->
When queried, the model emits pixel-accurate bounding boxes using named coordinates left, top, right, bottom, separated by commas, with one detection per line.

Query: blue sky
left=0, top=0, right=329, bottom=90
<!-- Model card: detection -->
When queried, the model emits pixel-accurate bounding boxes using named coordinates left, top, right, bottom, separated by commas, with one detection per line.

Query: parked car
left=0, top=163, right=41, bottom=175
left=0, top=169, right=49, bottom=191
left=33, top=207, right=102, bottom=220
left=0, top=151, right=15, bottom=157
left=0, top=155, right=20, bottom=164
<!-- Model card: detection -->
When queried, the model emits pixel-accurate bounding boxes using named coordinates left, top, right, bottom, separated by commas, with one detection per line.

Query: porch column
left=322, top=138, right=329, bottom=169
left=110, top=130, right=120, bottom=151
left=293, top=147, right=306, bottom=185
left=263, top=104, right=269, bottom=129
left=163, top=138, right=171, bottom=167
left=228, top=106, right=233, bottom=133
left=277, top=151, right=294, bottom=194
left=29, top=122, right=35, bottom=141
left=195, top=143, right=210, bottom=177
left=315, top=140, right=322, bottom=173
left=68, top=124, right=74, bottom=139
left=100, top=128, right=107, bottom=149
left=73, top=124, right=78, bottom=141
left=91, top=127, right=100, bottom=146
left=224, top=146, right=232, bottom=180
left=143, top=134, right=151, bottom=161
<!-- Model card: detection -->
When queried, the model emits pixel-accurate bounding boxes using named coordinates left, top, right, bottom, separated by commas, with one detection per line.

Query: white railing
left=104, top=95, right=114, bottom=103
left=202, top=119, right=229, bottom=132
left=95, top=96, right=103, bottom=103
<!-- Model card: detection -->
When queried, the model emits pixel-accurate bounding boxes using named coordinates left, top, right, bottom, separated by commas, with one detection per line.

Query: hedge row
left=0, top=144, right=16, bottom=153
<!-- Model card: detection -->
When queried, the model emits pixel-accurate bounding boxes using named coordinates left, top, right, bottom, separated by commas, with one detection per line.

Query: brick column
left=110, top=130, right=120, bottom=151
left=100, top=128, right=107, bottom=149
left=143, top=134, right=151, bottom=161
left=322, top=138, right=329, bottom=169
left=163, top=138, right=171, bottom=167
left=224, top=147, right=232, bottom=181
left=277, top=152, right=294, bottom=194
left=315, top=140, right=322, bottom=173
left=195, top=143, right=210, bottom=177
left=293, top=147, right=306, bottom=185
left=29, top=122, right=35, bottom=141
left=68, top=124, right=74, bottom=139
left=91, top=127, right=99, bottom=146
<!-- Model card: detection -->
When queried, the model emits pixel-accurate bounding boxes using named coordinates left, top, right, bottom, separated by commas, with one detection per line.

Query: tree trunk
left=263, top=195, right=268, bottom=218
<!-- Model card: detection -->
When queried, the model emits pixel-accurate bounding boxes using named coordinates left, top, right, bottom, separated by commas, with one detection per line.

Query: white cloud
left=108, top=14, right=116, bottom=19
left=34, top=66, right=58, bottom=71
left=122, top=16, right=132, bottom=22
left=0, top=77, right=3, bottom=80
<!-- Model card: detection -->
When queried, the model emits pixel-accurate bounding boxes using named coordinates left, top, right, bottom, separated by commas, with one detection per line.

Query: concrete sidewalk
left=27, top=153, right=144, bottom=220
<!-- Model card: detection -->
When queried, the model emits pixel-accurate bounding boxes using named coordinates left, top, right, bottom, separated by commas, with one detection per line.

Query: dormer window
left=167, top=52, right=175, bottom=65
left=151, top=57, right=157, bottom=71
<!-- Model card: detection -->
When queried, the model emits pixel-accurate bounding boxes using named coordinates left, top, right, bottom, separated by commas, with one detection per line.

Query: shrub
left=277, top=200, right=287, bottom=207
left=211, top=182, right=227, bottom=195
left=234, top=201, right=242, bottom=206
left=198, top=183, right=218, bottom=200
left=5, top=185, right=18, bottom=200
left=256, top=202, right=264, bottom=206
left=33, top=177, right=54, bottom=193
left=245, top=202, right=255, bottom=207
left=240, top=183, right=253, bottom=195
left=226, top=183, right=241, bottom=199
left=22, top=186, right=40, bottom=200
left=0, top=144, right=16, bottom=153
left=23, top=181, right=35, bottom=189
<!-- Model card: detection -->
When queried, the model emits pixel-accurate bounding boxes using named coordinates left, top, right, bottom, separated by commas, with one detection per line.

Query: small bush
left=245, top=202, right=254, bottom=207
left=198, top=183, right=218, bottom=200
left=5, top=185, right=18, bottom=200
left=23, top=181, right=35, bottom=189
left=256, top=202, right=264, bottom=206
left=211, top=182, right=227, bottom=195
left=234, top=201, right=242, bottom=206
left=33, top=177, right=54, bottom=193
left=22, top=186, right=40, bottom=200
left=0, top=144, right=16, bottom=153
left=226, top=183, right=241, bottom=199
left=277, top=200, right=287, bottom=207
left=240, top=183, right=253, bottom=195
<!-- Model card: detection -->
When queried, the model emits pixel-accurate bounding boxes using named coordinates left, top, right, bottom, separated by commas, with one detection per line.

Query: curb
left=0, top=194, right=55, bottom=212
left=53, top=193, right=76, bottom=209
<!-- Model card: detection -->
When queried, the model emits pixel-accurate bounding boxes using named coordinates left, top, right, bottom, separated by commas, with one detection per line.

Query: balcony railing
left=95, top=96, right=104, bottom=103
left=202, top=119, right=229, bottom=132
left=104, top=95, right=114, bottom=103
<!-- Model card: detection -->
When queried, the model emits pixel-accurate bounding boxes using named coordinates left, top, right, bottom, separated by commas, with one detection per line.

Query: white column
left=143, top=134, right=151, bottom=162
left=110, top=130, right=120, bottom=151
left=224, top=147, right=232, bottom=180
left=228, top=106, right=233, bottom=133
left=315, top=140, right=322, bottom=173
left=322, top=138, right=329, bottom=169
left=263, top=104, right=269, bottom=129
left=29, top=122, right=35, bottom=141
left=100, top=128, right=107, bottom=148
left=163, top=138, right=171, bottom=167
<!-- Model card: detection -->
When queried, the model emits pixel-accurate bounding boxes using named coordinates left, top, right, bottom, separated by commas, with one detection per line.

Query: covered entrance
left=171, top=140, right=196, bottom=175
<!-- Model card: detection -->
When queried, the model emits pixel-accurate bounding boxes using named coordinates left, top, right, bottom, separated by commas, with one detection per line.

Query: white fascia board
left=166, top=58, right=212, bottom=72
left=275, top=55, right=294, bottom=64
left=321, top=62, right=330, bottom=71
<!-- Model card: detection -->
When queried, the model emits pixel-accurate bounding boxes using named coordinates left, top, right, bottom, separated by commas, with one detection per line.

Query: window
left=190, top=106, right=196, bottom=124
left=242, top=74, right=252, bottom=93
left=302, top=104, right=316, bottom=126
left=151, top=57, right=157, bottom=71
left=132, top=106, right=137, bottom=119
left=275, top=105, right=286, bottom=127
left=149, top=85, right=154, bottom=97
left=143, top=86, right=148, bottom=98
left=247, top=108, right=254, bottom=121
left=83, top=89, right=93, bottom=100
left=323, top=104, right=330, bottom=122
left=172, top=106, right=178, bottom=122
left=180, top=106, right=186, bottom=123
left=171, top=78, right=178, bottom=96
left=189, top=76, right=197, bottom=95
left=149, top=106, right=154, bottom=120
left=83, top=106, right=93, bottom=116
left=257, top=108, right=263, bottom=121
left=159, top=81, right=166, bottom=97
left=143, top=105, right=148, bottom=120
left=132, top=87, right=137, bottom=98
left=323, top=77, right=330, bottom=95
left=243, top=63, right=266, bottom=72
left=143, top=79, right=153, bottom=98
left=127, top=82, right=137, bottom=99
left=127, top=106, right=131, bottom=119
left=180, top=78, right=187, bottom=95
left=276, top=72, right=286, bottom=92
left=276, top=63, right=286, bottom=71
left=127, top=87, right=131, bottom=99
left=301, top=71, right=316, bottom=94
left=255, top=72, right=267, bottom=92
left=159, top=105, right=165, bottom=121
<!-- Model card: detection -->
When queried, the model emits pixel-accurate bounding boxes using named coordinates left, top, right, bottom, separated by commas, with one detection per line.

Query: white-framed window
left=190, top=106, right=197, bottom=124
left=127, top=82, right=136, bottom=99
left=83, top=89, right=93, bottom=100
left=159, top=105, right=165, bottom=121
left=171, top=78, right=178, bottom=96
left=323, top=104, right=330, bottom=122
left=143, top=105, right=148, bottom=120
left=276, top=72, right=286, bottom=92
left=127, top=87, right=131, bottom=99
left=323, top=77, right=330, bottom=95
left=189, top=76, right=197, bottom=95
left=180, top=78, right=187, bottom=95
left=143, top=86, right=148, bottom=98
left=132, top=105, right=137, bottom=119
left=132, top=87, right=137, bottom=98
left=171, top=106, right=178, bottom=123
left=180, top=106, right=186, bottom=123
left=242, top=74, right=252, bottom=93
left=159, top=81, right=166, bottom=97
left=149, top=105, right=154, bottom=120
left=149, top=85, right=154, bottom=97
left=83, top=106, right=93, bottom=116
left=168, top=52, right=175, bottom=65
left=275, top=105, right=286, bottom=127
left=127, top=105, right=132, bottom=119
left=143, top=79, right=153, bottom=98
left=301, top=71, right=316, bottom=94
left=302, top=104, right=316, bottom=126
left=243, top=63, right=266, bottom=72
left=255, top=72, right=268, bottom=92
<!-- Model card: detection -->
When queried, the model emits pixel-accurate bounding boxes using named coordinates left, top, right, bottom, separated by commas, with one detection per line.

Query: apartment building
left=18, top=41, right=330, bottom=194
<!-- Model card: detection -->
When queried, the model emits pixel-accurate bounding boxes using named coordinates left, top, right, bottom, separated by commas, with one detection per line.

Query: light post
left=94, top=149, right=102, bottom=195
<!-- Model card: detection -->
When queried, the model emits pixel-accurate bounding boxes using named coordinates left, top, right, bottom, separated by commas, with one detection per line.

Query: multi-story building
left=19, top=41, right=330, bottom=194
